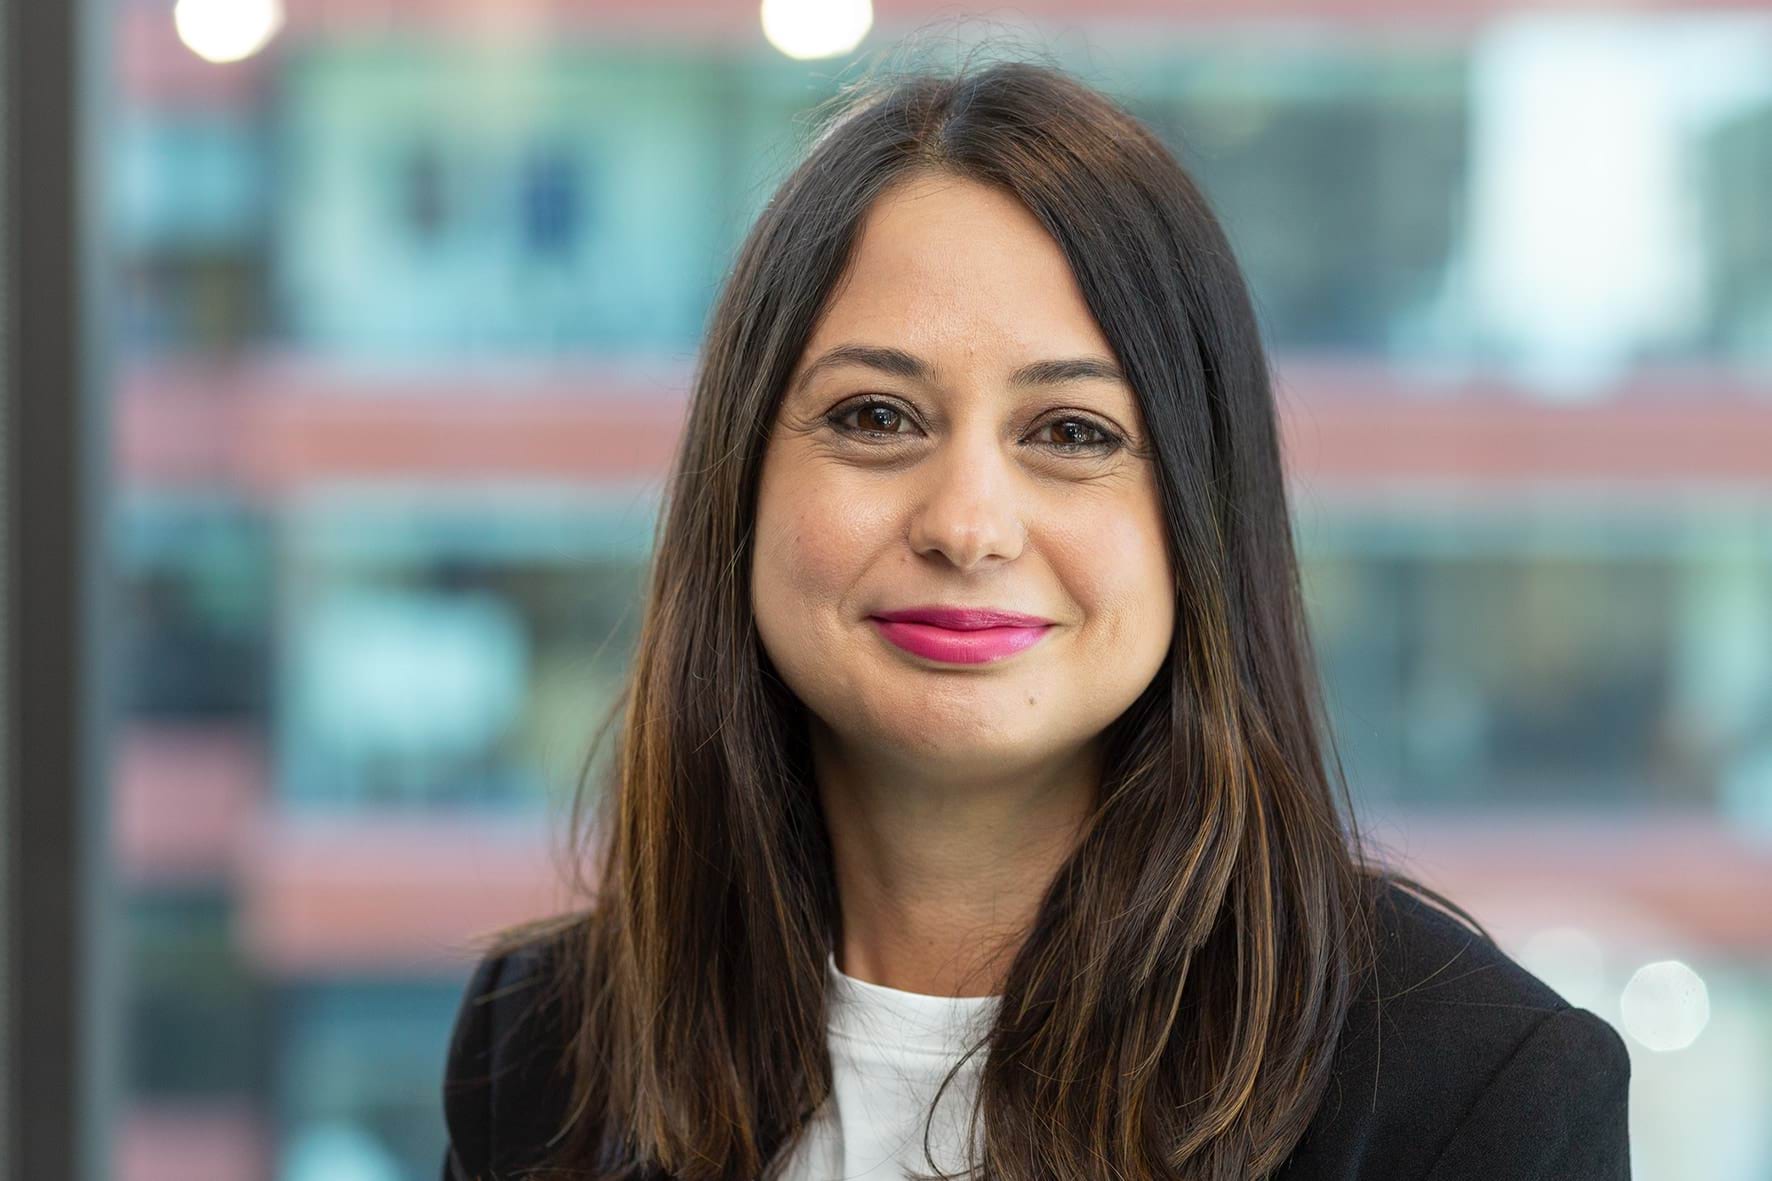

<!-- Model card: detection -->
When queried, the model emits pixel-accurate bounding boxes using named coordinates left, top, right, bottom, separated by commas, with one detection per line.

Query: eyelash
left=824, top=398, right=1125, bottom=458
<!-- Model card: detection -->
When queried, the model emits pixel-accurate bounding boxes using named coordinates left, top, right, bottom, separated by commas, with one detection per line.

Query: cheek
left=1064, top=496, right=1174, bottom=645
left=758, top=508, right=841, bottom=608
left=753, top=457, right=884, bottom=614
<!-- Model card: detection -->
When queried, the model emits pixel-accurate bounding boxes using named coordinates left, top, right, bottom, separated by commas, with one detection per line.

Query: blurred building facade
left=105, top=1, right=1772, bottom=1178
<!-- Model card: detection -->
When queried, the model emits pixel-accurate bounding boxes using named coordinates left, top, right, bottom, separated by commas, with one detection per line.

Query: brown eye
left=1036, top=416, right=1122, bottom=456
left=827, top=399, right=915, bottom=439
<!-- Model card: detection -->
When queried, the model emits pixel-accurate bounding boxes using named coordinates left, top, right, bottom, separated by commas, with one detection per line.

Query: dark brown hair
left=484, top=49, right=1487, bottom=1181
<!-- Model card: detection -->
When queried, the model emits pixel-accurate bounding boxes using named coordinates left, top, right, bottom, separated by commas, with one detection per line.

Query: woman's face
left=751, top=172, right=1174, bottom=783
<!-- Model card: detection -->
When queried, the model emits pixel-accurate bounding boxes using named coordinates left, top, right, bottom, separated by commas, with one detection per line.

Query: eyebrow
left=790, top=343, right=1128, bottom=401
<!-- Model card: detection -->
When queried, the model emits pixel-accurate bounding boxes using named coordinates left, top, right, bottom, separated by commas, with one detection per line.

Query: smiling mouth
left=868, top=617, right=1054, bottom=665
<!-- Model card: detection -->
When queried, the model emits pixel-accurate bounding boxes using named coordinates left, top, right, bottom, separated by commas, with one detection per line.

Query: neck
left=812, top=721, right=1100, bottom=997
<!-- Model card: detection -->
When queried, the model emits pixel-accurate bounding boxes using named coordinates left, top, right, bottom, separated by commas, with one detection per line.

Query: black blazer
left=441, top=881, right=1632, bottom=1179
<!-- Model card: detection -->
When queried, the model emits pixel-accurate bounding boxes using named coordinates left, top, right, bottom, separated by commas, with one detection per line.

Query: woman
left=440, top=56, right=1631, bottom=1181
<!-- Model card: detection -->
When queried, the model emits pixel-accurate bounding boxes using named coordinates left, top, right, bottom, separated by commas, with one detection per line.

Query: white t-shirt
left=768, top=952, right=1001, bottom=1180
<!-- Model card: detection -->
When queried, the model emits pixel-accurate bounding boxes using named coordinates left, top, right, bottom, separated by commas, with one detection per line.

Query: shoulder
left=439, top=885, right=1634, bottom=1180
left=1277, top=877, right=1632, bottom=1180
left=441, top=928, right=577, bottom=1181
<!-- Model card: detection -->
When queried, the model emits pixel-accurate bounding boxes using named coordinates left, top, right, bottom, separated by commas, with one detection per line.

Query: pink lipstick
left=868, top=605, right=1055, bottom=665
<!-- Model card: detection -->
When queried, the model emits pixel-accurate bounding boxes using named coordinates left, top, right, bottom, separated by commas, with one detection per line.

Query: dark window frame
left=4, top=1, right=121, bottom=1179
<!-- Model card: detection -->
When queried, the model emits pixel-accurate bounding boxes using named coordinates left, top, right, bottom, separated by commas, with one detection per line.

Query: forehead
left=801, top=173, right=1119, bottom=370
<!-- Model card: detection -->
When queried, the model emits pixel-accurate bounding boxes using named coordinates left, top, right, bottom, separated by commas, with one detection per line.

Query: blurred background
left=3, top=0, right=1770, bottom=1178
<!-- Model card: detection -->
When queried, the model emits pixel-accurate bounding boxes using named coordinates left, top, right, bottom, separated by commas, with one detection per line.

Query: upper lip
left=870, top=605, right=1055, bottom=630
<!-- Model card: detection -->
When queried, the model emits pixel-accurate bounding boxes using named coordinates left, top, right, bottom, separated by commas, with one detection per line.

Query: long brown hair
left=483, top=48, right=1487, bottom=1181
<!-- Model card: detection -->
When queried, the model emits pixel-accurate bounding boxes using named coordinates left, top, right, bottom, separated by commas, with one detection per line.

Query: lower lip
left=869, top=618, right=1054, bottom=664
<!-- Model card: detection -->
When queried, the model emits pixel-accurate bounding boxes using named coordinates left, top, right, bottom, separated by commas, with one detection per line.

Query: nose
left=904, top=423, right=1027, bottom=571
